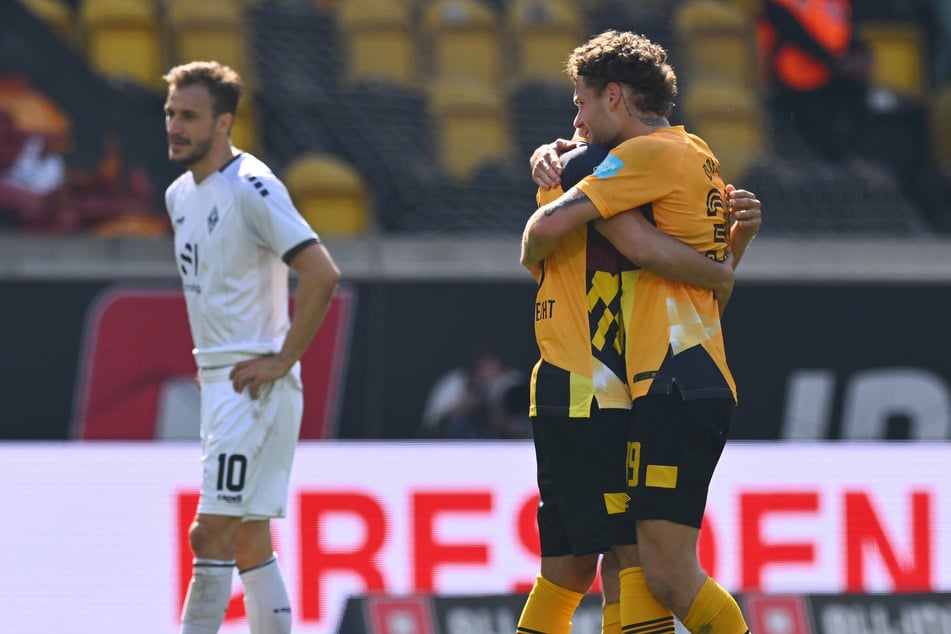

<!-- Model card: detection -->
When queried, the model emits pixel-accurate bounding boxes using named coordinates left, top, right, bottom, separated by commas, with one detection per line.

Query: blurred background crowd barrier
left=1, top=0, right=949, bottom=236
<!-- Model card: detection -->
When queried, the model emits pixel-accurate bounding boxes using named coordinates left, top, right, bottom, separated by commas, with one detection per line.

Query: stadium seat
left=858, top=22, right=927, bottom=100
left=681, top=80, right=765, bottom=181
left=337, top=0, right=417, bottom=87
left=674, top=0, right=759, bottom=91
left=428, top=81, right=510, bottom=180
left=165, top=0, right=250, bottom=87
left=585, top=0, right=677, bottom=50
left=743, top=155, right=927, bottom=236
left=230, top=96, right=260, bottom=157
left=510, top=80, right=576, bottom=162
left=79, top=0, right=162, bottom=90
left=18, top=0, right=74, bottom=44
left=729, top=0, right=763, bottom=16
left=506, top=0, right=583, bottom=85
left=284, top=153, right=373, bottom=237
left=421, top=0, right=503, bottom=89
left=246, top=0, right=341, bottom=101
left=931, top=84, right=951, bottom=164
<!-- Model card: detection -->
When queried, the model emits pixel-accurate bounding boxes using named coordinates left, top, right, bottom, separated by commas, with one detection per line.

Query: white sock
left=240, top=555, right=292, bottom=634
left=180, top=558, right=235, bottom=634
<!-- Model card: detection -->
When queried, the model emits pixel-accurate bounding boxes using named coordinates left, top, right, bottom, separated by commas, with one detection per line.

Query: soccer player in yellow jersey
left=520, top=31, right=758, bottom=634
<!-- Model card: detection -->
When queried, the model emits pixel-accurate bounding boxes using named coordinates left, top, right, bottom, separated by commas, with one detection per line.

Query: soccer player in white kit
left=163, top=61, right=341, bottom=634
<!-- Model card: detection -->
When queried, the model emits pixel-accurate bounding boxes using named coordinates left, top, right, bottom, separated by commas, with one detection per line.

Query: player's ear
left=218, top=111, right=235, bottom=136
left=606, top=82, right=623, bottom=108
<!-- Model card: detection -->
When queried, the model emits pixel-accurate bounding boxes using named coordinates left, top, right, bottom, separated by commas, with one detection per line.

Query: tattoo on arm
left=542, top=188, right=588, bottom=217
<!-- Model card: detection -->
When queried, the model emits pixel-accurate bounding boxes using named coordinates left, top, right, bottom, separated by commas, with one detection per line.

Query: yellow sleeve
left=575, top=136, right=677, bottom=219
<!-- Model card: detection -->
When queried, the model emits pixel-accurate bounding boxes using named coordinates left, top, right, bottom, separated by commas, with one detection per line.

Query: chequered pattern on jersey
left=585, top=228, right=628, bottom=386
left=588, top=269, right=625, bottom=381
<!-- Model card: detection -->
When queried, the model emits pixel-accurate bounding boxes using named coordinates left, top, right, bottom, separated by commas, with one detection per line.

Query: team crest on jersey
left=593, top=154, right=624, bottom=178
left=207, top=206, right=219, bottom=234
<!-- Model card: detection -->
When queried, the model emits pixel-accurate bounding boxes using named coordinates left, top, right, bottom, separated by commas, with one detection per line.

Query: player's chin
left=169, top=150, right=194, bottom=166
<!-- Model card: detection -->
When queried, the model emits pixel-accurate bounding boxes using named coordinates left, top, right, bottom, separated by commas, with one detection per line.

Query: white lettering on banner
left=782, top=368, right=951, bottom=440
left=842, top=369, right=951, bottom=440
left=782, top=369, right=836, bottom=440
left=1, top=443, right=950, bottom=634
left=819, top=603, right=951, bottom=634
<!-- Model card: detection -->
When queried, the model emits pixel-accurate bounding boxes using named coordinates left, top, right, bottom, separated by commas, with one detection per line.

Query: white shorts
left=196, top=364, right=303, bottom=519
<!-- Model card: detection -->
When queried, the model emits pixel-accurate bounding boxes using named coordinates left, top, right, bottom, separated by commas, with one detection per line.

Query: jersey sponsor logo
left=534, top=299, right=555, bottom=321
left=593, top=154, right=624, bottom=178
left=207, top=206, right=219, bottom=234
left=178, top=242, right=198, bottom=277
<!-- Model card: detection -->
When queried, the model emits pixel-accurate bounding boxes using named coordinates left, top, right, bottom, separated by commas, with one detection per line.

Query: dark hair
left=566, top=30, right=678, bottom=117
left=163, top=61, right=243, bottom=118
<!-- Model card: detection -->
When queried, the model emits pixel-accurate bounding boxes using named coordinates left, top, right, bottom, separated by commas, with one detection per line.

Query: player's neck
left=191, top=143, right=238, bottom=184
left=618, top=115, right=670, bottom=144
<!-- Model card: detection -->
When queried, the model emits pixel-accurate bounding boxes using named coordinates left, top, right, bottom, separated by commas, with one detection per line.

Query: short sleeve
left=576, top=136, right=677, bottom=219
left=238, top=173, right=318, bottom=258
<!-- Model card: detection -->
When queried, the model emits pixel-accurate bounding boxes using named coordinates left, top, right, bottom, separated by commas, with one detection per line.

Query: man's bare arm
left=595, top=212, right=733, bottom=298
left=229, top=243, right=340, bottom=398
left=520, top=187, right=600, bottom=269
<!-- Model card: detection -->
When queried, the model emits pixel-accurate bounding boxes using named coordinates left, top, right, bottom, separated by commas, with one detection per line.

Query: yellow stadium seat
left=230, top=97, right=259, bottom=157
left=675, top=0, right=759, bottom=91
left=165, top=0, right=250, bottom=86
left=285, top=153, right=372, bottom=237
left=729, top=0, right=763, bottom=16
left=930, top=84, right=951, bottom=164
left=18, top=0, right=74, bottom=44
left=79, top=0, right=162, bottom=89
left=337, top=0, right=417, bottom=87
left=858, top=22, right=927, bottom=100
left=681, top=81, right=765, bottom=181
left=422, top=0, right=503, bottom=89
left=428, top=81, right=509, bottom=180
left=506, top=0, right=583, bottom=85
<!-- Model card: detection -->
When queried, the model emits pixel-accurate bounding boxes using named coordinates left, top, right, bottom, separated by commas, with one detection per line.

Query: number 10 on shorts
left=216, top=453, right=248, bottom=492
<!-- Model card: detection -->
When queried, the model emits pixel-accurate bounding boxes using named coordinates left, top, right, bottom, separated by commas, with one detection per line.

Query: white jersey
left=166, top=152, right=319, bottom=369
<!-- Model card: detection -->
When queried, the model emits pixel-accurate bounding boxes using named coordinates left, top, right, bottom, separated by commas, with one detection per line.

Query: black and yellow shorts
left=625, top=393, right=735, bottom=528
left=531, top=406, right=637, bottom=557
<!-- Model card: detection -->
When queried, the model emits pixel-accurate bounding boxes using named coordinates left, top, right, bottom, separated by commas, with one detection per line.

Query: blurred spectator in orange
left=757, top=0, right=871, bottom=161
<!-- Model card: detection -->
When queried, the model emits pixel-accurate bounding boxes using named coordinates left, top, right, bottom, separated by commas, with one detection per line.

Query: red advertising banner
left=71, top=284, right=354, bottom=440
left=2, top=443, right=950, bottom=634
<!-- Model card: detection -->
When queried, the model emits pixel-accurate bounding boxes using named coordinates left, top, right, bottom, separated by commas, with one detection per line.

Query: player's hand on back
left=530, top=138, right=577, bottom=190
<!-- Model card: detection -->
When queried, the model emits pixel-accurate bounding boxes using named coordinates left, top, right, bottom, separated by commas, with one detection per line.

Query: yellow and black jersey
left=530, top=145, right=634, bottom=418
left=576, top=126, right=737, bottom=403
